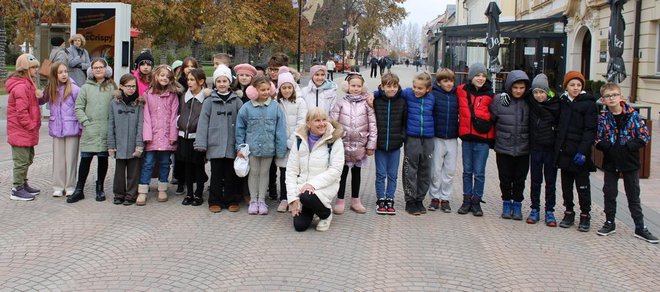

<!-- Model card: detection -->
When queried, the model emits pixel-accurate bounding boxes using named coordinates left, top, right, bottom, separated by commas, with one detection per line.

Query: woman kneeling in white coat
left=286, top=107, right=344, bottom=232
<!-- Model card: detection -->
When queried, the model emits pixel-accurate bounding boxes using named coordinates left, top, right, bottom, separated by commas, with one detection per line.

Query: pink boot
left=350, top=198, right=366, bottom=214
left=334, top=199, right=345, bottom=215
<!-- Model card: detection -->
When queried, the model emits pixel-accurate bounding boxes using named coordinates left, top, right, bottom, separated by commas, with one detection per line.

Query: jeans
left=529, top=149, right=557, bottom=211
left=461, top=141, right=490, bottom=199
left=293, top=191, right=332, bottom=232
left=139, top=151, right=172, bottom=184
left=375, top=148, right=401, bottom=199
left=603, top=170, right=644, bottom=228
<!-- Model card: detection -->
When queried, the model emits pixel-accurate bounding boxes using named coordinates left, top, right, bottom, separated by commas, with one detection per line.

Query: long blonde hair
left=46, top=62, right=73, bottom=104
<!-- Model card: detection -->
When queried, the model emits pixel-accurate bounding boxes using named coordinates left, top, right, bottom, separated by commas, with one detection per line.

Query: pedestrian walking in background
left=137, top=65, right=180, bottom=206
left=555, top=71, right=597, bottom=232
left=330, top=73, right=376, bottom=215
left=491, top=70, right=531, bottom=221
left=428, top=68, right=459, bottom=213
left=194, top=65, right=243, bottom=212
left=595, top=82, right=657, bottom=243
left=68, top=58, right=117, bottom=203
left=48, top=37, right=68, bottom=66
left=67, top=34, right=90, bottom=87
left=456, top=63, right=495, bottom=217
left=6, top=54, right=45, bottom=201
left=107, top=74, right=144, bottom=206
left=44, top=62, right=81, bottom=198
left=372, top=73, right=407, bottom=215
left=526, top=74, right=560, bottom=226
left=274, top=67, right=308, bottom=212
left=287, top=108, right=345, bottom=232
left=326, top=57, right=336, bottom=81
left=369, top=56, right=378, bottom=78
left=402, top=72, right=436, bottom=216
left=236, top=76, right=288, bottom=215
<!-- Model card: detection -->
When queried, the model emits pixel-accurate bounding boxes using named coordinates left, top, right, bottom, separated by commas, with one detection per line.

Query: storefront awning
left=429, top=14, right=566, bottom=42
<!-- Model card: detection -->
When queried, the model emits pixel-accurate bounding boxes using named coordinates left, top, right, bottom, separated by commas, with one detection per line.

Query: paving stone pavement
left=1, top=65, right=658, bottom=291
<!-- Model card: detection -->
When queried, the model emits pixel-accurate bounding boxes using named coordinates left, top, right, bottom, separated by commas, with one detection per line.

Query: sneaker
left=406, top=201, right=420, bottom=216
left=597, top=221, right=616, bottom=236
left=10, top=187, right=35, bottom=201
left=577, top=213, right=591, bottom=232
left=23, top=183, right=40, bottom=195
left=526, top=209, right=540, bottom=224
left=634, top=227, right=659, bottom=244
left=248, top=202, right=259, bottom=215
left=385, top=199, right=396, bottom=215
left=376, top=199, right=388, bottom=215
left=277, top=200, right=288, bottom=213
left=113, top=197, right=124, bottom=205
left=440, top=200, right=451, bottom=213
left=457, top=194, right=472, bottom=214
left=175, top=184, right=185, bottom=195
left=559, top=211, right=575, bottom=228
left=316, top=213, right=332, bottom=231
left=52, top=190, right=64, bottom=197
left=258, top=201, right=269, bottom=215
left=418, top=201, right=427, bottom=214
left=545, top=211, right=557, bottom=227
left=428, top=199, right=440, bottom=211
left=123, top=200, right=135, bottom=206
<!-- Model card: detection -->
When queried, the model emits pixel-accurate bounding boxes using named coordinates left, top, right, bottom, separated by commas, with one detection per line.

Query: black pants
left=496, top=153, right=529, bottom=202
left=77, top=155, right=108, bottom=188
left=327, top=70, right=334, bottom=81
left=184, top=160, right=206, bottom=196
left=268, top=160, right=277, bottom=197
left=529, top=150, right=557, bottom=211
left=370, top=66, right=378, bottom=78
left=113, top=158, right=141, bottom=201
left=279, top=167, right=287, bottom=201
left=561, top=169, right=591, bottom=214
left=337, top=165, right=361, bottom=199
left=403, top=137, right=434, bottom=203
left=603, top=170, right=644, bottom=228
left=293, top=191, right=332, bottom=232
left=208, top=158, right=239, bottom=207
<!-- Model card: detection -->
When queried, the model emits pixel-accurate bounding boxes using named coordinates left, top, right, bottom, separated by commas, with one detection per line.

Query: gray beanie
left=468, top=63, right=488, bottom=81
left=531, top=74, right=549, bottom=93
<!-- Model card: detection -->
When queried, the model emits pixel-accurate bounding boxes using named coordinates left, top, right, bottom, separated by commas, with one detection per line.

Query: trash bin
left=591, top=104, right=652, bottom=178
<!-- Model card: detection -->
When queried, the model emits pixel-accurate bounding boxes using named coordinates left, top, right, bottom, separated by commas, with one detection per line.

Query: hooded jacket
left=301, top=79, right=338, bottom=114
left=330, top=93, right=377, bottom=165
left=373, top=86, right=407, bottom=151
left=5, top=76, right=44, bottom=147
left=75, top=78, right=115, bottom=152
left=286, top=122, right=345, bottom=209
left=528, top=92, right=560, bottom=151
left=490, top=70, right=530, bottom=156
left=47, top=80, right=81, bottom=138
left=142, top=88, right=180, bottom=151
left=554, top=91, right=598, bottom=172
left=107, top=90, right=144, bottom=159
left=595, top=101, right=650, bottom=172
left=194, top=91, right=243, bottom=159
left=431, top=82, right=459, bottom=139
left=275, top=96, right=309, bottom=168
left=457, top=80, right=495, bottom=145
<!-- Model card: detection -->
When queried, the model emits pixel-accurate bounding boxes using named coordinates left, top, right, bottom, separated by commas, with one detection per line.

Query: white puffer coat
left=275, top=97, right=308, bottom=168
left=286, top=122, right=344, bottom=209
left=301, top=79, right=337, bottom=114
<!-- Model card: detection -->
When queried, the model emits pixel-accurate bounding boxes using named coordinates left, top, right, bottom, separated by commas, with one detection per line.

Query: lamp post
left=340, top=21, right=346, bottom=72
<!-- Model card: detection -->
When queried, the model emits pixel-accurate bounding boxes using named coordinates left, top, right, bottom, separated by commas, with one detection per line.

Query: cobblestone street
left=1, top=65, right=658, bottom=291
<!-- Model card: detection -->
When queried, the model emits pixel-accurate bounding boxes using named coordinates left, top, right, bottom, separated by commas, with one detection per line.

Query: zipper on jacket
left=184, top=100, right=194, bottom=138
left=445, top=93, right=450, bottom=135
left=420, top=97, right=424, bottom=136
left=316, top=89, right=319, bottom=107
left=386, top=99, right=391, bottom=151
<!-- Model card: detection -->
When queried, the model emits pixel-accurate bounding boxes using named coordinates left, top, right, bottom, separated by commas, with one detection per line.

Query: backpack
left=296, top=137, right=333, bottom=164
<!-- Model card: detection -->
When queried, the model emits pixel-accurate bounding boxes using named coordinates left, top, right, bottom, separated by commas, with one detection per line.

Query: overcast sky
left=402, top=0, right=453, bottom=28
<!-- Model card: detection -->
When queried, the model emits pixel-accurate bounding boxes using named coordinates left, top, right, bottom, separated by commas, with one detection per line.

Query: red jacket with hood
left=5, top=75, right=45, bottom=147
left=457, top=80, right=496, bottom=145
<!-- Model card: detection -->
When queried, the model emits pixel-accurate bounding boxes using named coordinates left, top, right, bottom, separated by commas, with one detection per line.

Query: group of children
left=4, top=51, right=657, bottom=243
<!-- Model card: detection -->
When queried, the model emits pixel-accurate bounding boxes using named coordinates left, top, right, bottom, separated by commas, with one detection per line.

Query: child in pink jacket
left=137, top=65, right=180, bottom=206
left=329, top=73, right=377, bottom=214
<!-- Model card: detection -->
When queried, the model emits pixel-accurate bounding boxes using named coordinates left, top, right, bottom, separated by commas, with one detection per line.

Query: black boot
left=457, top=194, right=472, bottom=214
left=471, top=196, right=484, bottom=217
left=559, top=211, right=575, bottom=228
left=182, top=188, right=194, bottom=205
left=95, top=181, right=106, bottom=202
left=67, top=182, right=85, bottom=203
left=191, top=189, right=204, bottom=206
left=577, top=213, right=591, bottom=232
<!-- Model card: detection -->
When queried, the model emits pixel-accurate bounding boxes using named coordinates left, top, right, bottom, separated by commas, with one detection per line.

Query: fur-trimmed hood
left=294, top=119, right=343, bottom=144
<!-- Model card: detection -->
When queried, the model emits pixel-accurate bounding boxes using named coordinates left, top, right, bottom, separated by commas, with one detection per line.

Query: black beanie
left=133, top=51, right=154, bottom=70
left=51, top=37, right=65, bottom=47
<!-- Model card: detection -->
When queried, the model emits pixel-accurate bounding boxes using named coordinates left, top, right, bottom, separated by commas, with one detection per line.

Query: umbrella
left=485, top=1, right=502, bottom=75
left=607, top=0, right=627, bottom=83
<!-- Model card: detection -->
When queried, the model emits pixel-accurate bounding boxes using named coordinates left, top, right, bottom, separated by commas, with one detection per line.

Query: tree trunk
left=0, top=7, right=7, bottom=79
left=33, top=18, right=41, bottom=61
left=234, top=46, right=249, bottom=64
left=191, top=40, right=202, bottom=60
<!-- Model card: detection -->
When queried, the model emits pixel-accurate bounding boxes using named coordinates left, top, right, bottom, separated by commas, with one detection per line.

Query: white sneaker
left=52, top=190, right=64, bottom=197
left=316, top=213, right=332, bottom=231
left=277, top=200, right=288, bottom=213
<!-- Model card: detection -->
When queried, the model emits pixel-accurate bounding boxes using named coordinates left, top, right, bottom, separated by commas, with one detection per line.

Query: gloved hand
left=500, top=93, right=511, bottom=106
left=108, top=149, right=116, bottom=158
left=573, top=152, right=586, bottom=166
left=133, top=146, right=143, bottom=158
